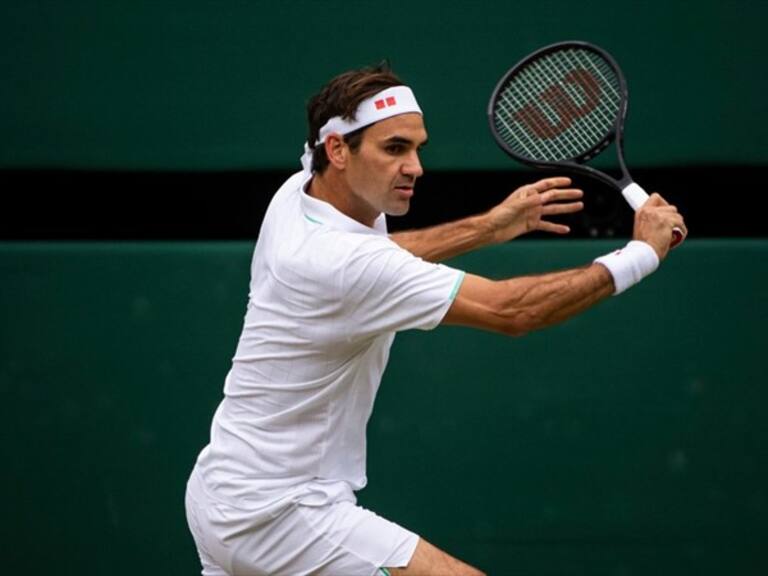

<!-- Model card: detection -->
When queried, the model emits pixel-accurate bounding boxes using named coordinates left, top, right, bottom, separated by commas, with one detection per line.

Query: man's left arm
left=390, top=177, right=583, bottom=262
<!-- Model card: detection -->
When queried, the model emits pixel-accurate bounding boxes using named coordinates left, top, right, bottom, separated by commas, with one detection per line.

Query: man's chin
left=385, top=201, right=411, bottom=217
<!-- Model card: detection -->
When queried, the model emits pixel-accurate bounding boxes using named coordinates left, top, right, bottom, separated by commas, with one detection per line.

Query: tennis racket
left=487, top=40, right=683, bottom=246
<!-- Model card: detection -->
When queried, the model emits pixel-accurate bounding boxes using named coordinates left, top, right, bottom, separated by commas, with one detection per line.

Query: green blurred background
left=1, top=0, right=766, bottom=170
left=1, top=1, right=767, bottom=574
left=1, top=241, right=766, bottom=575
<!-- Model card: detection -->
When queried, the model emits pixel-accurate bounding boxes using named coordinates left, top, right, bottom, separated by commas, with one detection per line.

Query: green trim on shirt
left=449, top=270, right=466, bottom=300
left=304, top=213, right=323, bottom=225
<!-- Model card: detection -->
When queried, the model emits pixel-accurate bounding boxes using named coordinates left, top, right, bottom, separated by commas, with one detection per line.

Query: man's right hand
left=632, top=193, right=687, bottom=260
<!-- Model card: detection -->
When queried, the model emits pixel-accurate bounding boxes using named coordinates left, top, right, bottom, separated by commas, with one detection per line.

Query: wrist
left=476, top=212, right=501, bottom=246
left=593, top=240, right=659, bottom=295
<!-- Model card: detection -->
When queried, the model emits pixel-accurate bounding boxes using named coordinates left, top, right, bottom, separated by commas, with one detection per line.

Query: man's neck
left=307, top=171, right=377, bottom=228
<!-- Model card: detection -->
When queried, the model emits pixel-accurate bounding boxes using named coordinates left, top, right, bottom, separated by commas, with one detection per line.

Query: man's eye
left=386, top=145, right=404, bottom=154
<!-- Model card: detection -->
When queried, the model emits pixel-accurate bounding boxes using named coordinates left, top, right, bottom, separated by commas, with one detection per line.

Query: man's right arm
left=443, top=265, right=614, bottom=336
left=443, top=193, right=687, bottom=336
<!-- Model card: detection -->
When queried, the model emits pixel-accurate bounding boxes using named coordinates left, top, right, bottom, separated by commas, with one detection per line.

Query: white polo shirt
left=194, top=171, right=465, bottom=519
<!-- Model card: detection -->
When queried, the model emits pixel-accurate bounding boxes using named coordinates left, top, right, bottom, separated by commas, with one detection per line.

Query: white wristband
left=594, top=241, right=660, bottom=295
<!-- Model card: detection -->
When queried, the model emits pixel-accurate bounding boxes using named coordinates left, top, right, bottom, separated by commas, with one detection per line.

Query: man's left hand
left=485, top=177, right=584, bottom=243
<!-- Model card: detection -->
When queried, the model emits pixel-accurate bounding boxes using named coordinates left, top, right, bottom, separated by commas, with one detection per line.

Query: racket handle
left=621, top=183, right=684, bottom=248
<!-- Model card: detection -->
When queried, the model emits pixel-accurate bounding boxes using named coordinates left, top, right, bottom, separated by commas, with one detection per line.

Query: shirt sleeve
left=336, top=234, right=465, bottom=339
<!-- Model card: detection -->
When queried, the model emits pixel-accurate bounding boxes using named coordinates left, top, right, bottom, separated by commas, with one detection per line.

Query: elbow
left=502, top=324, right=528, bottom=338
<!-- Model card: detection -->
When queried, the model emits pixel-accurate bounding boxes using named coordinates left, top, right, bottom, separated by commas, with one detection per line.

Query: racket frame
left=487, top=40, right=634, bottom=191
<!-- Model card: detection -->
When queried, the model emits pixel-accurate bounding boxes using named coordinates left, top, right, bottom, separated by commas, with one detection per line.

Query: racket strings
left=554, top=50, right=621, bottom=130
left=538, top=53, right=609, bottom=146
left=501, top=49, right=613, bottom=155
left=504, top=48, right=615, bottom=148
left=493, top=48, right=622, bottom=162
left=498, top=64, right=588, bottom=160
left=522, top=61, right=597, bottom=157
left=503, top=69, right=582, bottom=159
left=498, top=63, right=583, bottom=159
left=538, top=52, right=621, bottom=155
left=514, top=49, right=618, bottom=156
left=497, top=90, right=557, bottom=159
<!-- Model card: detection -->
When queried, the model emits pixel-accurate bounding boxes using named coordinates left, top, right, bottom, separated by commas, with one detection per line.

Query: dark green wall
left=2, top=0, right=767, bottom=170
left=1, top=240, right=766, bottom=574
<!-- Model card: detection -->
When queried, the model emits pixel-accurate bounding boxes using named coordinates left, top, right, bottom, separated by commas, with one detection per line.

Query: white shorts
left=185, top=470, right=420, bottom=576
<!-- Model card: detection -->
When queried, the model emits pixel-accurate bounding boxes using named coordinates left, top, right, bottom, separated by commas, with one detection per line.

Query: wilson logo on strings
left=515, top=69, right=602, bottom=139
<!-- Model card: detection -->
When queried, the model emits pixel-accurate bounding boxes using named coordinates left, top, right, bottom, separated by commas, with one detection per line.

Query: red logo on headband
left=375, top=96, right=397, bottom=110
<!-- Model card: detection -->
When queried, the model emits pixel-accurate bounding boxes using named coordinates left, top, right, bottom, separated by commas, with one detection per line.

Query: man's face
left=343, top=113, right=428, bottom=224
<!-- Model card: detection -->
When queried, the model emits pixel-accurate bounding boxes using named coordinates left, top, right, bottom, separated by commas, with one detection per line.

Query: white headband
left=300, top=85, right=422, bottom=174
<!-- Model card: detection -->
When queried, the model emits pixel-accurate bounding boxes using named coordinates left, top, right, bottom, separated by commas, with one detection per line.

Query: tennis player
left=185, top=63, right=687, bottom=576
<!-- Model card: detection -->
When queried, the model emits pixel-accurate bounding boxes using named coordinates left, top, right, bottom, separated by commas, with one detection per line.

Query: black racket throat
left=519, top=138, right=635, bottom=193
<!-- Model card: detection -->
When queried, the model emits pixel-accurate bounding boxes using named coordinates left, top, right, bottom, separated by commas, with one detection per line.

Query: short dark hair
left=306, top=62, right=403, bottom=174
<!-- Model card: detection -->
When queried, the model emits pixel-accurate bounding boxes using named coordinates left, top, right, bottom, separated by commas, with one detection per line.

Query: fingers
left=521, top=187, right=582, bottom=203
left=541, top=200, right=584, bottom=216
left=533, top=187, right=584, bottom=215
left=528, top=176, right=572, bottom=192
left=642, top=194, right=686, bottom=236
left=634, top=194, right=688, bottom=255
left=537, top=220, right=571, bottom=234
left=646, top=192, right=670, bottom=207
left=671, top=213, right=688, bottom=238
left=658, top=210, right=687, bottom=238
left=511, top=177, right=577, bottom=204
left=541, top=188, right=583, bottom=201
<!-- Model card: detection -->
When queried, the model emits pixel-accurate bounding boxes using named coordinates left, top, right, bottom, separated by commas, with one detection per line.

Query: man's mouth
left=394, top=185, right=414, bottom=199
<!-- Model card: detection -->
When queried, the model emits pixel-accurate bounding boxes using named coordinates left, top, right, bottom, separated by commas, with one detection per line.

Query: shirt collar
left=299, top=172, right=388, bottom=236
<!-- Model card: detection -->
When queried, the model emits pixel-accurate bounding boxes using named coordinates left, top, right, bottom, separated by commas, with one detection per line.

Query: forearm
left=390, top=214, right=494, bottom=262
left=445, top=264, right=615, bottom=335
left=497, top=264, right=615, bottom=335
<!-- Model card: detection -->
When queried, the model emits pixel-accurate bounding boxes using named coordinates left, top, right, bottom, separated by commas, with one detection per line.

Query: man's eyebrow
left=383, top=136, right=429, bottom=147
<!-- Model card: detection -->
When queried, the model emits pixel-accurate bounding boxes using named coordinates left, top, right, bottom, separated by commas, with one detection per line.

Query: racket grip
left=621, top=182, right=685, bottom=248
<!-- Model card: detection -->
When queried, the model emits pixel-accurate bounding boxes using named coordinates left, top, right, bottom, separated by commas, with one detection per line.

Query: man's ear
left=324, top=134, right=348, bottom=169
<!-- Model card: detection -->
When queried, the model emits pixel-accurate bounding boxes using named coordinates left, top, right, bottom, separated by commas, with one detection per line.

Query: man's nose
left=402, top=151, right=423, bottom=178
